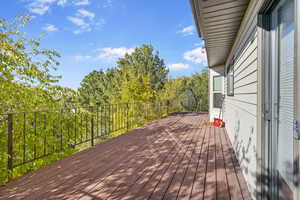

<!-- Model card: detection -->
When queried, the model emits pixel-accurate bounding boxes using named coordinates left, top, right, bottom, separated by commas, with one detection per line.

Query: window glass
left=213, top=76, right=222, bottom=91
left=277, top=0, right=294, bottom=189
left=213, top=75, right=223, bottom=108
left=213, top=93, right=223, bottom=108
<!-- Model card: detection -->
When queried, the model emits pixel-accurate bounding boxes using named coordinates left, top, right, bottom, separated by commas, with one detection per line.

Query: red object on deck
left=213, top=118, right=224, bottom=127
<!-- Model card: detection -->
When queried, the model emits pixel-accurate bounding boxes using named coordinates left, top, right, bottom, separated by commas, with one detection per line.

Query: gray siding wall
left=223, top=28, right=258, bottom=198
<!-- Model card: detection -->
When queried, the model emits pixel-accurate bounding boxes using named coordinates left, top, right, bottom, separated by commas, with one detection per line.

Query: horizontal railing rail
left=0, top=101, right=182, bottom=183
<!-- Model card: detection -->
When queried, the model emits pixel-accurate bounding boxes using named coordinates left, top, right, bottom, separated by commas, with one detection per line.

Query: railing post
left=146, top=103, right=148, bottom=121
left=91, top=107, right=94, bottom=146
left=7, top=114, right=13, bottom=181
left=167, top=101, right=169, bottom=114
left=160, top=102, right=162, bottom=117
left=34, top=112, right=37, bottom=160
left=126, top=103, right=129, bottom=131
left=60, top=110, right=63, bottom=151
left=74, top=108, right=77, bottom=147
left=158, top=102, right=161, bottom=118
left=100, top=106, right=102, bottom=136
left=96, top=106, right=99, bottom=137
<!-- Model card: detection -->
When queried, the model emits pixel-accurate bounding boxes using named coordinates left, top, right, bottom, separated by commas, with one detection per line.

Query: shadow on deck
left=0, top=112, right=251, bottom=200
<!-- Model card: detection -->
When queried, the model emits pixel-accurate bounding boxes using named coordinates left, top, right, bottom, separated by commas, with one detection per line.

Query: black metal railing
left=0, top=101, right=181, bottom=183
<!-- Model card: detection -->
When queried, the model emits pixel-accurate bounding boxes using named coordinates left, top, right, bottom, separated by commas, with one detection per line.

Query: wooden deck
left=0, top=113, right=251, bottom=200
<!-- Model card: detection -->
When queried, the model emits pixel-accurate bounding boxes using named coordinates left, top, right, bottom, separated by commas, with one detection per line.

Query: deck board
left=204, top=126, right=217, bottom=200
left=223, top=129, right=252, bottom=200
left=148, top=127, right=199, bottom=200
left=163, top=127, right=203, bottom=200
left=0, top=113, right=251, bottom=200
left=190, top=126, right=211, bottom=200
left=220, top=127, right=244, bottom=200
left=177, top=126, right=207, bottom=200
left=215, top=127, right=230, bottom=200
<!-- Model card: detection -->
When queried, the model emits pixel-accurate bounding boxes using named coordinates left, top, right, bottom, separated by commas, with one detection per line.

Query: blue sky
left=2, top=0, right=207, bottom=89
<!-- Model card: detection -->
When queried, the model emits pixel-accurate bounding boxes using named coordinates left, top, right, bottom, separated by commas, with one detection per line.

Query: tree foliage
left=179, top=69, right=209, bottom=111
left=78, top=45, right=169, bottom=104
left=0, top=16, right=61, bottom=85
left=117, top=45, right=168, bottom=102
left=0, top=16, right=79, bottom=183
left=78, top=45, right=208, bottom=111
left=0, top=16, right=64, bottom=112
left=78, top=70, right=114, bottom=106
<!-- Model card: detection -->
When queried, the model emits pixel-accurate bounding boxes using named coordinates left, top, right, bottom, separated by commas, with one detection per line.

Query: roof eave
left=189, top=0, right=202, bottom=38
left=189, top=0, right=250, bottom=68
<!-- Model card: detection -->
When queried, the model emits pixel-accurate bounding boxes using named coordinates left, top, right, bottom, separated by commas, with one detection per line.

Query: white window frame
left=212, top=75, right=223, bottom=108
left=227, top=64, right=234, bottom=96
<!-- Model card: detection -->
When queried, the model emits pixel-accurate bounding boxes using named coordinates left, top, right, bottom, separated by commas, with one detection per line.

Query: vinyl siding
left=223, top=28, right=258, bottom=198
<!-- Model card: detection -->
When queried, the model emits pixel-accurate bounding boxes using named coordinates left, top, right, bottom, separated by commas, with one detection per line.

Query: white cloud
left=27, top=0, right=65, bottom=15
left=43, top=24, right=59, bottom=32
left=168, top=63, right=190, bottom=70
left=73, top=0, right=90, bottom=6
left=29, top=6, right=49, bottom=15
left=68, top=16, right=86, bottom=26
left=67, top=16, right=92, bottom=34
left=178, top=25, right=195, bottom=36
left=96, top=47, right=135, bottom=61
left=28, top=1, right=51, bottom=15
left=74, top=55, right=92, bottom=61
left=183, top=47, right=207, bottom=64
left=77, top=9, right=95, bottom=20
left=57, top=0, right=68, bottom=6
left=67, top=9, right=101, bottom=34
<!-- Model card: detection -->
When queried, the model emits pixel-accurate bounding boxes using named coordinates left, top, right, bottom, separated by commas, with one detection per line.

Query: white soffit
left=190, top=0, right=250, bottom=67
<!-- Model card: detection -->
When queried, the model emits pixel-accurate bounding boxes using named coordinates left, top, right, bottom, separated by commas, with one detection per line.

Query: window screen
left=213, top=93, right=223, bottom=108
left=213, top=76, right=222, bottom=91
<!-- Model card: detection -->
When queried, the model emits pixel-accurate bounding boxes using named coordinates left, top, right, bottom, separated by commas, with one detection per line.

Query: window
left=213, top=76, right=223, bottom=108
left=213, top=76, right=222, bottom=91
left=227, top=65, right=234, bottom=96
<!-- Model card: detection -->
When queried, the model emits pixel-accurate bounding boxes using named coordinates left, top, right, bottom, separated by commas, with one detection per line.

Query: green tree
left=0, top=16, right=78, bottom=184
left=189, top=69, right=209, bottom=111
left=0, top=16, right=61, bottom=111
left=78, top=45, right=169, bottom=105
left=78, top=70, right=109, bottom=106
left=0, top=16, right=60, bottom=85
left=179, top=69, right=209, bottom=111
left=78, top=68, right=120, bottom=106
left=117, top=45, right=168, bottom=102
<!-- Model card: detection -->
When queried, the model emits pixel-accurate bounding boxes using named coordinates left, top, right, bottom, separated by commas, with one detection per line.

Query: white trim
left=294, top=0, right=300, bottom=199
left=209, top=66, right=225, bottom=122
left=257, top=20, right=264, bottom=200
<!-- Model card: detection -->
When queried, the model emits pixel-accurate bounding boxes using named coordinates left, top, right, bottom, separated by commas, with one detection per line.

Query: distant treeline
left=0, top=16, right=208, bottom=114
left=77, top=45, right=208, bottom=112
